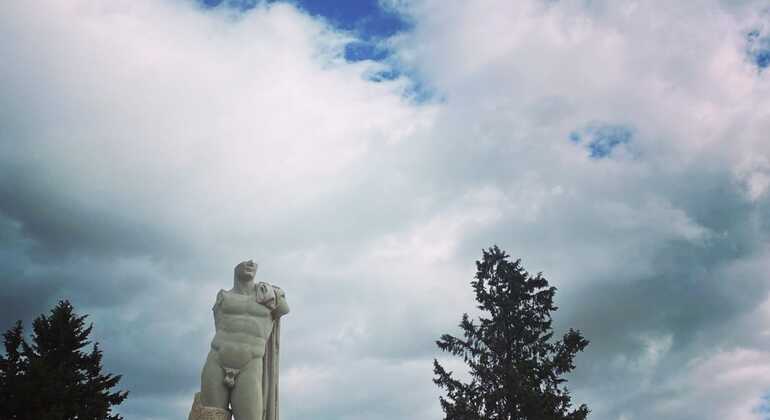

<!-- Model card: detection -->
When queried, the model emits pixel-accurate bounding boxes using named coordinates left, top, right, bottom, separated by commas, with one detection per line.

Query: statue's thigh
left=200, top=351, right=229, bottom=409
left=231, top=358, right=263, bottom=420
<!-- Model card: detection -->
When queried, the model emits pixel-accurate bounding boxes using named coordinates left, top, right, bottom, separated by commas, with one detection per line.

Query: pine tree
left=0, top=321, right=28, bottom=419
left=0, top=300, right=128, bottom=420
left=433, top=246, right=590, bottom=420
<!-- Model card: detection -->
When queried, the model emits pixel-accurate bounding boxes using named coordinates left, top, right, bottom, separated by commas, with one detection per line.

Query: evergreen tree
left=0, top=300, right=128, bottom=420
left=433, top=246, right=590, bottom=420
left=0, top=321, right=28, bottom=419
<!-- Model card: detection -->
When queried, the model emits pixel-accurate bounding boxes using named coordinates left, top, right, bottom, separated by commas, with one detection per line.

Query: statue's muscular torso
left=210, top=283, right=288, bottom=372
left=212, top=290, right=272, bottom=370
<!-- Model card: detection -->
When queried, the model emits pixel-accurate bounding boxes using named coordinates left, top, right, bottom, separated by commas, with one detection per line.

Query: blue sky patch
left=344, top=41, right=390, bottom=62
left=570, top=123, right=634, bottom=158
left=198, top=0, right=433, bottom=102
left=568, top=131, right=581, bottom=143
left=200, top=0, right=408, bottom=62
left=747, top=29, right=770, bottom=70
left=281, top=0, right=408, bottom=64
left=285, top=0, right=407, bottom=40
left=755, top=393, right=770, bottom=419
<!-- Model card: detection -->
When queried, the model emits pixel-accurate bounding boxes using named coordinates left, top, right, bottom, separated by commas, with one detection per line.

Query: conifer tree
left=0, top=321, right=28, bottom=419
left=0, top=300, right=128, bottom=420
left=434, top=246, right=589, bottom=420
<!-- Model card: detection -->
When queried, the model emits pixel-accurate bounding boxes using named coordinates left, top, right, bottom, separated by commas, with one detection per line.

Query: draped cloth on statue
left=262, top=318, right=280, bottom=420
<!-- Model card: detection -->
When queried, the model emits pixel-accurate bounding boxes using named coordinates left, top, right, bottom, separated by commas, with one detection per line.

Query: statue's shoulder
left=266, top=282, right=286, bottom=297
left=254, top=281, right=283, bottom=292
left=212, top=289, right=226, bottom=311
left=254, top=280, right=277, bottom=287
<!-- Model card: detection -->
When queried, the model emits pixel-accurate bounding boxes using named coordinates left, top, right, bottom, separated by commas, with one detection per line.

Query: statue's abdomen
left=211, top=333, right=266, bottom=369
left=210, top=292, right=273, bottom=370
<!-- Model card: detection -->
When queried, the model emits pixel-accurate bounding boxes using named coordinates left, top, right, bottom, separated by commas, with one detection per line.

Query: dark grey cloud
left=0, top=160, right=193, bottom=260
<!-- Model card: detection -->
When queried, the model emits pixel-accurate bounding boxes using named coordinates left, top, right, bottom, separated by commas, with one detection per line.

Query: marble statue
left=188, top=260, right=290, bottom=420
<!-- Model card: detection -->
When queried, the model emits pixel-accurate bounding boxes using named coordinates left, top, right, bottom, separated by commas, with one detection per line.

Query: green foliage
left=0, top=300, right=128, bottom=420
left=434, top=246, right=590, bottom=420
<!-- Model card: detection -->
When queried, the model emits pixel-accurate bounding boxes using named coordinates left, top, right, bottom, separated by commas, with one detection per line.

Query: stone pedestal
left=188, top=392, right=231, bottom=420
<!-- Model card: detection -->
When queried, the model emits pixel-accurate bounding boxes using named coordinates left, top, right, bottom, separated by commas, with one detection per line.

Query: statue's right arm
left=212, top=290, right=224, bottom=330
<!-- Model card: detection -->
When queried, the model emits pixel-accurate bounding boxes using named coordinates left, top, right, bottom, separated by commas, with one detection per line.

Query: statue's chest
left=220, top=292, right=270, bottom=317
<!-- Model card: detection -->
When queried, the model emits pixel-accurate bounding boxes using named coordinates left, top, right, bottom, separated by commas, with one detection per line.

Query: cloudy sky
left=2, top=0, right=770, bottom=419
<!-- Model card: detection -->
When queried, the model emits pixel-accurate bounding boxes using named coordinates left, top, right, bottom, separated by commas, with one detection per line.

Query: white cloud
left=654, top=348, right=770, bottom=420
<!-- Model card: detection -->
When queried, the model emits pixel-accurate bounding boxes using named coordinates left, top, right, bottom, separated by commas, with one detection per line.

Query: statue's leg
left=200, top=350, right=230, bottom=409
left=230, top=357, right=264, bottom=420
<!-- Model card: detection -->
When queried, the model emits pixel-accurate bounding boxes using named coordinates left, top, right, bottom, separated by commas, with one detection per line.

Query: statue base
left=188, top=392, right=231, bottom=420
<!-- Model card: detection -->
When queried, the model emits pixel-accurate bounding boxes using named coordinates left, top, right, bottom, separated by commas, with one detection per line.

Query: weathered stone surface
left=188, top=392, right=231, bottom=420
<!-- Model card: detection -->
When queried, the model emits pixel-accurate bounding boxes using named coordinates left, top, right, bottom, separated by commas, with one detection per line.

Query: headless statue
left=188, top=260, right=290, bottom=420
